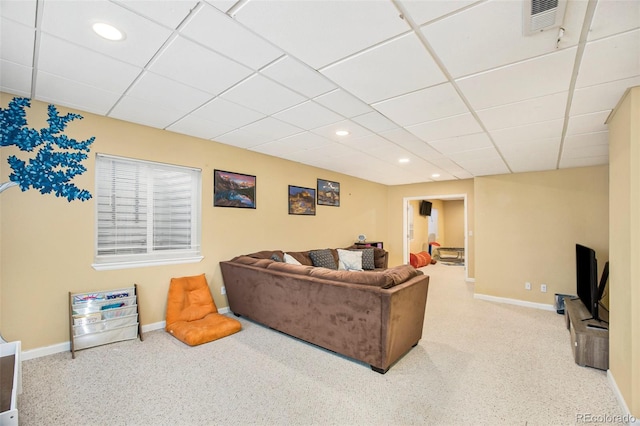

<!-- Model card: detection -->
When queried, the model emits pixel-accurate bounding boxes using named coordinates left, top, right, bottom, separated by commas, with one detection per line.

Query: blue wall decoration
left=0, top=97, right=95, bottom=202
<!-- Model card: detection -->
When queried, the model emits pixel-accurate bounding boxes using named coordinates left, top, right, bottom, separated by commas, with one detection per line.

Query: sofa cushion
left=337, top=249, right=363, bottom=271
left=231, top=256, right=273, bottom=268
left=308, top=267, right=390, bottom=287
left=247, top=250, right=285, bottom=261
left=356, top=248, right=375, bottom=270
left=346, top=245, right=387, bottom=269
left=287, top=251, right=313, bottom=266
left=309, top=249, right=338, bottom=269
left=283, top=253, right=302, bottom=265
left=382, top=265, right=420, bottom=289
left=266, top=262, right=314, bottom=275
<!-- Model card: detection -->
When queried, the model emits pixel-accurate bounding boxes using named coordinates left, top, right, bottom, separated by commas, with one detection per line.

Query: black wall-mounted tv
left=575, top=244, right=609, bottom=322
left=419, top=200, right=432, bottom=216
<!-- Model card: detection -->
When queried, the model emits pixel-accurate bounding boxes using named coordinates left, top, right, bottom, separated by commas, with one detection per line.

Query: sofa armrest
left=379, top=274, right=429, bottom=371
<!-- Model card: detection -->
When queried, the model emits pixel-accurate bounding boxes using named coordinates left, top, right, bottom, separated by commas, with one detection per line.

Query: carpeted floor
left=18, top=263, right=622, bottom=425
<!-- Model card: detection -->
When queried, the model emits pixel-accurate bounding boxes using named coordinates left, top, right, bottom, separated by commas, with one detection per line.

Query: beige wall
left=607, top=86, right=639, bottom=417
left=387, top=180, right=474, bottom=276
left=443, top=200, right=464, bottom=247
left=0, top=94, right=388, bottom=350
left=474, top=166, right=609, bottom=304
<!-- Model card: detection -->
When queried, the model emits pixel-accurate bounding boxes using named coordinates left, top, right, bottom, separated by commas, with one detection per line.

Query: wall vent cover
left=523, top=0, right=567, bottom=35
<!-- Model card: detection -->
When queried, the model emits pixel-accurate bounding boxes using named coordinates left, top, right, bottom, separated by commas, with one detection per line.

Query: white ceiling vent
left=523, top=0, right=567, bottom=35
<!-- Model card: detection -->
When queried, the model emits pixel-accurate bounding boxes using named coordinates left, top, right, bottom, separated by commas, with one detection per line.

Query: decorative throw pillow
left=283, top=253, right=302, bottom=265
left=358, top=248, right=375, bottom=270
left=309, top=249, right=338, bottom=269
left=337, top=249, right=363, bottom=271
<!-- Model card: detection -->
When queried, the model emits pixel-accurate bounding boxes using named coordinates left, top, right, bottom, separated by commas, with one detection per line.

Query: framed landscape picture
left=317, top=178, right=340, bottom=207
left=214, top=170, right=256, bottom=209
left=288, top=185, right=316, bottom=215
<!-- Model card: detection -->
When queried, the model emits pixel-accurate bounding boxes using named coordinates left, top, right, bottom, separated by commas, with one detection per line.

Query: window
left=93, top=154, right=202, bottom=270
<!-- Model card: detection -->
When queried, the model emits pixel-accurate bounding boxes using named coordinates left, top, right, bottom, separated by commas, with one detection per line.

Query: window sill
left=92, top=256, right=204, bottom=271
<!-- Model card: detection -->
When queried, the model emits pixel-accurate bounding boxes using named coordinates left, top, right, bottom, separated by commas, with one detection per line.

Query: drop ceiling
left=1, top=0, right=638, bottom=185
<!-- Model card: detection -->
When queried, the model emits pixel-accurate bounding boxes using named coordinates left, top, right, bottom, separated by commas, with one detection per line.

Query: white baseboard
left=474, top=293, right=556, bottom=311
left=607, top=370, right=639, bottom=425
left=21, top=308, right=233, bottom=361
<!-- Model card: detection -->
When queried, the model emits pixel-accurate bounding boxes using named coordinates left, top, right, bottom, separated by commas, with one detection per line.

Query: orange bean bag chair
left=166, top=274, right=241, bottom=346
left=409, top=251, right=432, bottom=268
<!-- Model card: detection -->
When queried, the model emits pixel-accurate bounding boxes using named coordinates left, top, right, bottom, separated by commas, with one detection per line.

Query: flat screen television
left=575, top=244, right=609, bottom=323
left=419, top=200, right=432, bottom=216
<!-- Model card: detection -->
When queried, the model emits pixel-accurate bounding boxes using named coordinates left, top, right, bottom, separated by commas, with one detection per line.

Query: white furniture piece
left=0, top=340, right=21, bottom=426
left=69, top=285, right=143, bottom=358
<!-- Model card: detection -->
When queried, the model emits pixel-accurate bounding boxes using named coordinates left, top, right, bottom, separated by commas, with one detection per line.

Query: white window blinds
left=94, top=154, right=202, bottom=269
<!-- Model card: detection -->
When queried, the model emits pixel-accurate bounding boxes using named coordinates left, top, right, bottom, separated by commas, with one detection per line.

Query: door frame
left=402, top=193, right=469, bottom=280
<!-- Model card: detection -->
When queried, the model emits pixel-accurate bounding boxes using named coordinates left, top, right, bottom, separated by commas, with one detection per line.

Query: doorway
left=403, top=194, right=469, bottom=280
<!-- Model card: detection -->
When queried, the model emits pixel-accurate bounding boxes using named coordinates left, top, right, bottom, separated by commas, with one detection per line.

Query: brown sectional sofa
left=219, top=247, right=429, bottom=373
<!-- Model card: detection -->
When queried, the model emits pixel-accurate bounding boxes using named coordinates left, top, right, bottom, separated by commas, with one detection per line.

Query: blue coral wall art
left=0, top=97, right=95, bottom=202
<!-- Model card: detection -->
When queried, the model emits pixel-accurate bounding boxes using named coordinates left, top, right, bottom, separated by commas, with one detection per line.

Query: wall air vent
left=523, top=0, right=567, bottom=35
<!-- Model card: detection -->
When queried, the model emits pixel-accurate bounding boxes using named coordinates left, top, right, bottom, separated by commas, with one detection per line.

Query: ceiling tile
left=504, top=152, right=558, bottom=173
left=373, top=83, right=469, bottom=127
left=38, top=34, right=142, bottom=93
left=1, top=18, right=34, bottom=66
left=40, top=0, right=172, bottom=68
left=477, top=92, right=568, bottom=131
left=234, top=0, right=409, bottom=69
left=148, top=36, right=253, bottom=95
left=0, top=60, right=32, bottom=96
left=214, top=128, right=263, bottom=149
left=313, top=89, right=372, bottom=118
left=36, top=71, right=121, bottom=115
left=203, top=0, right=237, bottom=14
left=273, top=101, right=343, bottom=130
left=589, top=0, right=640, bottom=41
left=563, top=131, right=608, bottom=149
left=380, top=128, right=447, bottom=161
left=499, top=138, right=560, bottom=155
left=456, top=48, right=577, bottom=110
left=570, top=76, right=640, bottom=116
left=429, top=133, right=493, bottom=155
left=566, top=111, right=610, bottom=135
left=260, top=56, right=336, bottom=98
left=342, top=134, right=396, bottom=152
left=576, top=30, right=640, bottom=89
left=236, top=117, right=303, bottom=145
left=166, top=114, right=234, bottom=140
left=220, top=74, right=305, bottom=115
left=180, top=4, right=282, bottom=70
left=562, top=144, right=609, bottom=159
left=110, top=95, right=186, bottom=128
left=491, top=119, right=564, bottom=145
left=448, top=146, right=500, bottom=163
left=398, top=0, right=480, bottom=26
left=311, top=120, right=372, bottom=142
left=113, top=0, right=198, bottom=29
left=321, top=33, right=446, bottom=104
left=126, top=71, right=212, bottom=114
left=351, top=111, right=397, bottom=133
left=0, top=0, right=36, bottom=26
left=254, top=132, right=334, bottom=155
left=455, top=156, right=510, bottom=176
left=407, top=113, right=482, bottom=142
left=422, top=0, right=586, bottom=78
left=191, top=98, right=264, bottom=128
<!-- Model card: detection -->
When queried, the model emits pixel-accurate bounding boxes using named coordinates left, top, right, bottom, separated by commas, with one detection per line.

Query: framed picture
left=317, top=178, right=340, bottom=207
left=214, top=170, right=256, bottom=209
left=288, top=185, right=316, bottom=215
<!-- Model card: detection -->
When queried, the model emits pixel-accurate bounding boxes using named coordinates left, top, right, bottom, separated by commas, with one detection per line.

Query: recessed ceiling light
left=92, top=22, right=125, bottom=41
left=335, top=130, right=349, bottom=136
left=432, top=173, right=441, bottom=178
left=398, top=158, right=410, bottom=163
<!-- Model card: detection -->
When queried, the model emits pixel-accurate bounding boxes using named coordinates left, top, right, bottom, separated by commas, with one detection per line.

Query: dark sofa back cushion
left=246, top=250, right=285, bottom=261
left=231, top=256, right=273, bottom=268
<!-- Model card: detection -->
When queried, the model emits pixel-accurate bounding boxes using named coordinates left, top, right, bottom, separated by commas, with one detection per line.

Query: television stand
left=564, top=298, right=609, bottom=370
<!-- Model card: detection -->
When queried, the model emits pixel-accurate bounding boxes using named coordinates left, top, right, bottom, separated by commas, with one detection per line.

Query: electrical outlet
left=525, top=282, right=531, bottom=290
left=541, top=284, right=547, bottom=293
left=221, top=286, right=226, bottom=295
